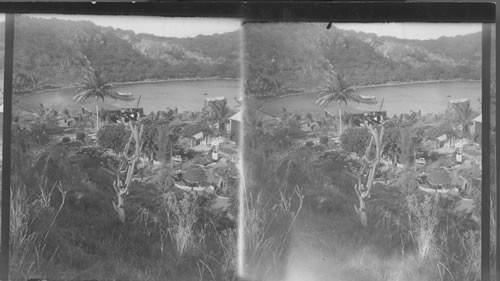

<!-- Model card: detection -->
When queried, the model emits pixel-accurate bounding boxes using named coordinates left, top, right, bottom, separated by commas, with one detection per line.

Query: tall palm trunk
left=170, top=142, right=174, bottom=169
left=338, top=103, right=343, bottom=135
left=95, top=97, right=100, bottom=132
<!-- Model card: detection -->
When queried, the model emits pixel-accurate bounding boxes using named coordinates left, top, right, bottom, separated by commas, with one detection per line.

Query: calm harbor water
left=261, top=81, right=481, bottom=117
left=15, top=79, right=241, bottom=114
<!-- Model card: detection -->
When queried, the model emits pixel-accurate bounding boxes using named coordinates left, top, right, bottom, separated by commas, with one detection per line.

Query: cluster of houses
left=258, top=97, right=481, bottom=168
left=93, top=96, right=241, bottom=200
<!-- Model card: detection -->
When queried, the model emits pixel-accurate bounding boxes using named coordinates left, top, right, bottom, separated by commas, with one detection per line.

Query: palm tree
left=207, top=99, right=233, bottom=135
left=73, top=68, right=131, bottom=132
left=383, top=122, right=402, bottom=166
left=452, top=101, right=475, bottom=138
left=163, top=126, right=181, bottom=162
left=61, top=107, right=71, bottom=123
left=315, top=70, right=370, bottom=135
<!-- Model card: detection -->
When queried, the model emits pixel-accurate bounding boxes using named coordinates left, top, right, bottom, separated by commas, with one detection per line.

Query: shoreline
left=355, top=79, right=480, bottom=89
left=30, top=77, right=240, bottom=95
left=114, top=77, right=239, bottom=87
left=16, top=77, right=241, bottom=114
left=258, top=79, right=480, bottom=101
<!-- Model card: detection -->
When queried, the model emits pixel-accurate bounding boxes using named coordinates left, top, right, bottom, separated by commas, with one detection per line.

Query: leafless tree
left=112, top=121, right=144, bottom=223
left=353, top=121, right=384, bottom=227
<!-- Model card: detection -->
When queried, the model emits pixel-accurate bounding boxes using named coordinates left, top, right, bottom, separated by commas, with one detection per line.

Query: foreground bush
left=10, top=132, right=237, bottom=280
left=97, top=124, right=131, bottom=153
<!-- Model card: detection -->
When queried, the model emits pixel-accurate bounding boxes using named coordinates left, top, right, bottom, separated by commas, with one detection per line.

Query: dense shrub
left=319, top=135, right=329, bottom=145
left=76, top=132, right=85, bottom=141
left=184, top=149, right=197, bottom=160
left=340, top=127, right=371, bottom=156
left=97, top=124, right=131, bottom=153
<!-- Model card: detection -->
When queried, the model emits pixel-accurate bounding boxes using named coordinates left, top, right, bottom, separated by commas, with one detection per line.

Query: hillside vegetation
left=245, top=23, right=481, bottom=97
left=0, top=15, right=240, bottom=94
left=243, top=98, right=483, bottom=281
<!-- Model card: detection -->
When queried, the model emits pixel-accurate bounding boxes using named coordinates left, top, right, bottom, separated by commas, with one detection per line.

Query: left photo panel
left=8, top=14, right=241, bottom=280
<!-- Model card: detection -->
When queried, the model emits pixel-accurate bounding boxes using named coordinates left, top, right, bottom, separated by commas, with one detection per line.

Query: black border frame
left=482, top=22, right=492, bottom=281
left=0, top=2, right=495, bottom=281
left=0, top=2, right=494, bottom=22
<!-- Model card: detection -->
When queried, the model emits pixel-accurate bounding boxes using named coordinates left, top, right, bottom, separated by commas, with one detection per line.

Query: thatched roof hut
left=427, top=168, right=452, bottom=186
left=214, top=164, right=239, bottom=179
left=183, top=165, right=207, bottom=183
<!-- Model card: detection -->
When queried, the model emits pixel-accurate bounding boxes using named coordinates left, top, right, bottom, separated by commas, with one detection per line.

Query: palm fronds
left=315, top=71, right=361, bottom=107
left=73, top=69, right=130, bottom=104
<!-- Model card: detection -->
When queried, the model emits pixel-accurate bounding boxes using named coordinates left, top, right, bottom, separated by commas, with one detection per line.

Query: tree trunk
left=354, top=193, right=368, bottom=227
left=338, top=104, right=343, bottom=135
left=170, top=143, right=174, bottom=169
left=112, top=122, right=144, bottom=223
left=30, top=75, right=37, bottom=90
left=113, top=190, right=126, bottom=223
left=95, top=97, right=100, bottom=132
left=354, top=123, right=384, bottom=227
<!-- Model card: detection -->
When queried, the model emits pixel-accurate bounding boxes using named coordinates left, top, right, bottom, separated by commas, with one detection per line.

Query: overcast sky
left=333, top=23, right=482, bottom=40
left=27, top=14, right=241, bottom=38
left=0, top=15, right=482, bottom=40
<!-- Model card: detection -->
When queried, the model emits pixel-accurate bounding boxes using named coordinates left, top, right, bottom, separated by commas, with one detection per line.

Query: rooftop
left=205, top=96, right=226, bottom=102
left=229, top=111, right=242, bottom=122
left=427, top=168, right=452, bottom=186
left=449, top=98, right=470, bottom=104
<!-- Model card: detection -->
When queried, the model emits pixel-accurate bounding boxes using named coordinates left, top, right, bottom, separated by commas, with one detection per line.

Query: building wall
left=474, top=121, right=482, bottom=143
left=230, top=119, right=240, bottom=144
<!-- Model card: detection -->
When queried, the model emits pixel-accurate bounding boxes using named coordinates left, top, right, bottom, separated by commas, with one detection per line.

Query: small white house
left=472, top=114, right=482, bottom=144
left=228, top=111, right=242, bottom=144
left=204, top=96, right=227, bottom=107
left=436, top=134, right=453, bottom=148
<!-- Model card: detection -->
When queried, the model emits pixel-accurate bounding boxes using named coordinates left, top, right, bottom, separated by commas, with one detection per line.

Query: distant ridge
left=245, top=23, right=483, bottom=98
left=0, top=16, right=240, bottom=94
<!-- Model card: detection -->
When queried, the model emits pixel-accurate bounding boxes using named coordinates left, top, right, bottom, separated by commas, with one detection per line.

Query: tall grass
left=9, top=172, right=67, bottom=279
left=216, top=228, right=237, bottom=277
left=10, top=174, right=38, bottom=279
left=243, top=185, right=303, bottom=281
left=460, top=229, right=481, bottom=280
left=406, top=193, right=439, bottom=260
left=9, top=137, right=238, bottom=280
left=164, top=191, right=199, bottom=258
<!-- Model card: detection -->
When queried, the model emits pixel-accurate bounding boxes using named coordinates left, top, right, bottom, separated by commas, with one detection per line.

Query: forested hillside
left=245, top=23, right=481, bottom=97
left=0, top=16, right=240, bottom=94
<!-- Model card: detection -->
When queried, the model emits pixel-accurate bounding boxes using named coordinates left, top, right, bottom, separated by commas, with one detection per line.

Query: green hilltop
left=0, top=15, right=240, bottom=94
left=245, top=23, right=482, bottom=97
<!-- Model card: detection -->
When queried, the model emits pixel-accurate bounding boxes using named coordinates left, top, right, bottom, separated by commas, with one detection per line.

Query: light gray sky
left=27, top=14, right=241, bottom=38
left=0, top=15, right=481, bottom=40
left=333, top=23, right=482, bottom=40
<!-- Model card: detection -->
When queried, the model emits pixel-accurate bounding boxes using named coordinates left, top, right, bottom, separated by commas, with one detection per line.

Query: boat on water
left=353, top=94, right=378, bottom=104
left=112, top=92, right=135, bottom=101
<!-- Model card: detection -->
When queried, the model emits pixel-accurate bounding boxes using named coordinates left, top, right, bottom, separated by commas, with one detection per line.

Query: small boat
left=203, top=93, right=208, bottom=95
left=353, top=94, right=378, bottom=104
left=113, top=92, right=135, bottom=101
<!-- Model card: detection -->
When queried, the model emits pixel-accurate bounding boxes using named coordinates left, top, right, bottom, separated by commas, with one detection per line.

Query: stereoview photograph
left=242, top=22, right=485, bottom=281
left=7, top=14, right=241, bottom=280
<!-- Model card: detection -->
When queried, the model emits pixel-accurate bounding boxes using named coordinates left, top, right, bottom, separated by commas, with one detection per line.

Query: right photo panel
left=242, top=22, right=484, bottom=281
